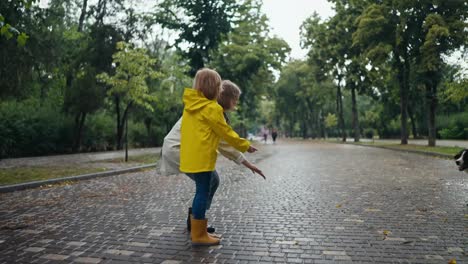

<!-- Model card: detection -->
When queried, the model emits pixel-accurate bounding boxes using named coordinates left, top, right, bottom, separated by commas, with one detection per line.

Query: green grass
left=0, top=154, right=160, bottom=186
left=353, top=142, right=462, bottom=156
left=0, top=154, right=159, bottom=186
left=0, top=166, right=108, bottom=186
left=323, top=138, right=462, bottom=156
left=383, top=144, right=461, bottom=156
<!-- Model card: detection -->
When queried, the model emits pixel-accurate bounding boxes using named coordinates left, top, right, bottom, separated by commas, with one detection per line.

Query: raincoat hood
left=183, top=88, right=216, bottom=113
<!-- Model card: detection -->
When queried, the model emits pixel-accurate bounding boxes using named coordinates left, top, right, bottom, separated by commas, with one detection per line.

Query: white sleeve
left=218, top=139, right=246, bottom=165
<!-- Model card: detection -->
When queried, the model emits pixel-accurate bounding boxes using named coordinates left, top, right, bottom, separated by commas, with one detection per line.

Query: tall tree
left=416, top=2, right=468, bottom=146
left=154, top=0, right=239, bottom=76
left=97, top=42, right=161, bottom=149
left=274, top=60, right=334, bottom=138
left=0, top=0, right=62, bottom=98
left=353, top=2, right=416, bottom=144
left=301, top=13, right=348, bottom=141
left=211, top=0, right=290, bottom=136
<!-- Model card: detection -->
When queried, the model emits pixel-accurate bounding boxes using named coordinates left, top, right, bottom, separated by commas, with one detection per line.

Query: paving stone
left=125, top=242, right=150, bottom=247
left=38, top=239, right=54, bottom=244
left=74, top=257, right=103, bottom=263
left=40, top=254, right=69, bottom=260
left=425, top=255, right=444, bottom=260
left=21, top=230, right=42, bottom=234
left=24, top=247, right=45, bottom=253
left=67, top=241, right=87, bottom=247
left=103, top=249, right=134, bottom=256
left=0, top=142, right=466, bottom=263
left=447, top=247, right=463, bottom=253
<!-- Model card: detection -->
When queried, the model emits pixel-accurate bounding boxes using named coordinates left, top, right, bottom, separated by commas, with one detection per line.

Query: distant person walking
left=271, top=129, right=278, bottom=144
left=261, top=126, right=268, bottom=144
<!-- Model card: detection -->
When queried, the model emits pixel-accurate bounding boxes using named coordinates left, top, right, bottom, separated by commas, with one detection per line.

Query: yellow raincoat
left=180, top=88, right=250, bottom=173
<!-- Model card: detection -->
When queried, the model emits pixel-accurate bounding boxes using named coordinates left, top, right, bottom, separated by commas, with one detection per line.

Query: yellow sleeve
left=203, top=106, right=250, bottom=153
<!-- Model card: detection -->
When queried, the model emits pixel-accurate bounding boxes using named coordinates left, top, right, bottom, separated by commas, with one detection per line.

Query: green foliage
left=98, top=41, right=161, bottom=111
left=0, top=99, right=74, bottom=158
left=437, top=112, right=468, bottom=140
left=154, top=0, right=239, bottom=75
left=128, top=121, right=164, bottom=147
left=442, top=78, right=468, bottom=104
left=0, top=1, right=63, bottom=98
left=419, top=14, right=450, bottom=72
left=273, top=60, right=335, bottom=138
left=82, top=112, right=115, bottom=151
left=363, top=128, right=375, bottom=139
left=0, top=0, right=33, bottom=46
left=211, top=0, right=290, bottom=135
left=438, top=125, right=467, bottom=140
left=325, top=113, right=337, bottom=129
left=2, top=0, right=467, bottom=158
left=64, top=67, right=105, bottom=114
left=352, top=4, right=393, bottom=63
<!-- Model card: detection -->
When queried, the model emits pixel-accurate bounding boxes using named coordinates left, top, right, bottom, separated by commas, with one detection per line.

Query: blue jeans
left=186, top=171, right=220, bottom=219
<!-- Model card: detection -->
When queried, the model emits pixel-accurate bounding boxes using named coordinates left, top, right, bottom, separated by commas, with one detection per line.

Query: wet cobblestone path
left=0, top=141, right=466, bottom=263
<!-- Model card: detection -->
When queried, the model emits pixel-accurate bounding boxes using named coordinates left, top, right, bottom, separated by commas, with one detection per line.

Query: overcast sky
left=261, top=0, right=334, bottom=59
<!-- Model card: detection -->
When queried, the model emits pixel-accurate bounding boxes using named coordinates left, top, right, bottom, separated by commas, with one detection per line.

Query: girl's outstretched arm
left=241, top=160, right=266, bottom=180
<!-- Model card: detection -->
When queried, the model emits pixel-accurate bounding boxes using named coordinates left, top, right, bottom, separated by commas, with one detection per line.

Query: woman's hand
left=247, top=145, right=257, bottom=153
left=242, top=160, right=266, bottom=180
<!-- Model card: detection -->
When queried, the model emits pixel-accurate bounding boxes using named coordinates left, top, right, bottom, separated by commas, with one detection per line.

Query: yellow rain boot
left=190, top=218, right=220, bottom=246
left=187, top=208, right=216, bottom=233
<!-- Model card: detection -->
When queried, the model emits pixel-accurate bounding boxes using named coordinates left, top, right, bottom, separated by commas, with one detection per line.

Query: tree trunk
left=336, top=77, right=346, bottom=142
left=77, top=112, right=86, bottom=151
left=115, top=96, right=123, bottom=150
left=96, top=0, right=107, bottom=25
left=73, top=112, right=87, bottom=152
left=350, top=82, right=360, bottom=142
left=78, top=0, right=88, bottom=32
left=395, top=50, right=408, bottom=145
left=399, top=81, right=409, bottom=145
left=301, top=119, right=307, bottom=139
left=72, top=113, right=81, bottom=152
left=144, top=118, right=152, bottom=146
left=125, top=116, right=129, bottom=162
left=319, top=110, right=325, bottom=139
left=407, top=104, right=418, bottom=139
left=427, top=82, right=437, bottom=147
left=288, top=118, right=294, bottom=138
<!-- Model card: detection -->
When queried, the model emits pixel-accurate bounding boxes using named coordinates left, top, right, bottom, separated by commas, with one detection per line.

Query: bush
left=437, top=112, right=468, bottom=140
left=363, top=128, right=375, bottom=139
left=128, top=121, right=166, bottom=148
left=438, top=123, right=467, bottom=140
left=378, top=118, right=402, bottom=139
left=83, top=112, right=115, bottom=151
left=0, top=99, right=74, bottom=158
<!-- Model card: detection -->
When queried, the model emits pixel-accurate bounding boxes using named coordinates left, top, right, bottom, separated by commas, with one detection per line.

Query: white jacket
left=159, top=117, right=246, bottom=176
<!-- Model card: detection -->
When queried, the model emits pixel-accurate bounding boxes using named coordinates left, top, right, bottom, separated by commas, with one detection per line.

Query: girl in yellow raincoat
left=180, top=68, right=257, bottom=246
left=160, top=80, right=265, bottom=236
